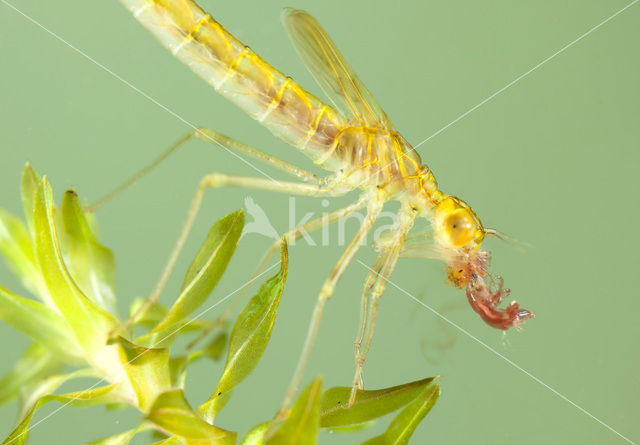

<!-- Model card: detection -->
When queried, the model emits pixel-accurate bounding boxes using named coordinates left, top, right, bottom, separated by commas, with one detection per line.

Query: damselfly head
left=429, top=194, right=487, bottom=288
left=433, top=195, right=485, bottom=249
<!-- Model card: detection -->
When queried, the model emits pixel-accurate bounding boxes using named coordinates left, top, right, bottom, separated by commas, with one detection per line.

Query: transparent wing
left=281, top=8, right=394, bottom=129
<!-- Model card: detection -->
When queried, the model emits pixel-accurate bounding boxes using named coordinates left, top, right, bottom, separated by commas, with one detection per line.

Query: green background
left=1, top=0, right=638, bottom=443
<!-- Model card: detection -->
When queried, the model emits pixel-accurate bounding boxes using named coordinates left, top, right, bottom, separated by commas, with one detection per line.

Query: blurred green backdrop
left=1, top=1, right=638, bottom=443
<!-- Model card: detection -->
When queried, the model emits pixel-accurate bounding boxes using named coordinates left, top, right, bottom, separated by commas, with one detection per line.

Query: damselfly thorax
left=322, top=127, right=438, bottom=202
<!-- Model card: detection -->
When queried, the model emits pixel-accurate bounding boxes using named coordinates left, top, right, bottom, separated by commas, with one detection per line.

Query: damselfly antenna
left=485, top=228, right=530, bottom=253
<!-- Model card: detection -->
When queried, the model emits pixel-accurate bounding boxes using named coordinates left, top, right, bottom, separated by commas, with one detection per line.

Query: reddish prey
left=446, top=246, right=534, bottom=330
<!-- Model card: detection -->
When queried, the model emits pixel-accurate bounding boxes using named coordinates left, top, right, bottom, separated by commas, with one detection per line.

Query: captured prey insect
left=115, top=0, right=533, bottom=413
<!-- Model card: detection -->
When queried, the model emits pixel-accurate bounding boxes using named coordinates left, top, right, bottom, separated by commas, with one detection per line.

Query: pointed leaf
left=146, top=389, right=236, bottom=444
left=61, top=189, right=116, bottom=314
left=33, top=178, right=117, bottom=362
left=180, top=210, right=244, bottom=293
left=266, top=377, right=322, bottom=445
left=320, top=377, right=436, bottom=428
left=198, top=242, right=288, bottom=422
left=0, top=284, right=82, bottom=361
left=112, top=337, right=171, bottom=412
left=0, top=208, right=47, bottom=300
left=16, top=368, right=100, bottom=419
left=240, top=422, right=269, bottom=445
left=150, top=437, right=182, bottom=445
left=140, top=210, right=243, bottom=347
left=129, top=298, right=208, bottom=334
left=168, top=356, right=188, bottom=389
left=326, top=421, right=375, bottom=432
left=130, top=297, right=168, bottom=327
left=361, top=383, right=440, bottom=445
left=87, top=431, right=137, bottom=445
left=87, top=424, right=151, bottom=445
left=20, top=163, right=40, bottom=235
left=3, top=381, right=123, bottom=445
left=0, top=343, right=64, bottom=404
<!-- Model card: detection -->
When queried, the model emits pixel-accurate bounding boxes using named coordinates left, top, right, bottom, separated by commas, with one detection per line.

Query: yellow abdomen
left=121, top=0, right=346, bottom=164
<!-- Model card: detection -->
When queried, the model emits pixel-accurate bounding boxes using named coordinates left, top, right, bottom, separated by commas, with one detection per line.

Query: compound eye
left=444, top=209, right=476, bottom=247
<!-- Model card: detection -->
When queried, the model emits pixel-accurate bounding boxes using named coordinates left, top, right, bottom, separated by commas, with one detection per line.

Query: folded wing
left=282, top=8, right=394, bottom=130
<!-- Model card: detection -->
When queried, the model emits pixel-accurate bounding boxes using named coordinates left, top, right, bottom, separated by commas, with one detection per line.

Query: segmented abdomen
left=121, top=0, right=346, bottom=164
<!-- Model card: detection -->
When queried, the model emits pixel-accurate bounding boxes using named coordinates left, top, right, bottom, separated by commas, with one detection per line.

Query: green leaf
left=129, top=298, right=169, bottom=327
left=87, top=431, right=137, bottom=445
left=87, top=424, right=151, bottom=445
left=3, top=381, right=123, bottom=445
left=138, top=210, right=243, bottom=348
left=178, top=210, right=243, bottom=296
left=320, top=377, right=437, bottom=428
left=20, top=163, right=40, bottom=235
left=0, top=208, right=48, bottom=301
left=16, top=368, right=100, bottom=420
left=146, top=389, right=236, bottom=444
left=0, top=343, right=64, bottom=405
left=265, top=377, right=322, bottom=445
left=0, top=284, right=82, bottom=361
left=150, top=437, right=182, bottom=445
left=198, top=242, right=288, bottom=422
left=129, top=298, right=209, bottom=333
left=361, top=383, right=440, bottom=445
left=33, top=178, right=118, bottom=364
left=61, top=189, right=117, bottom=314
left=240, top=422, right=269, bottom=445
left=326, top=421, right=376, bottom=433
left=112, top=337, right=171, bottom=412
left=168, top=356, right=188, bottom=389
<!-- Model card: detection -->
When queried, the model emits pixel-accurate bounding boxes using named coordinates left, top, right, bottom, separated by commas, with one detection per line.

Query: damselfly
left=111, top=0, right=533, bottom=412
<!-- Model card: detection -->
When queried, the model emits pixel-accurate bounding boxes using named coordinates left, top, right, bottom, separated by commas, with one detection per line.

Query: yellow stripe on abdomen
left=120, top=0, right=346, bottom=165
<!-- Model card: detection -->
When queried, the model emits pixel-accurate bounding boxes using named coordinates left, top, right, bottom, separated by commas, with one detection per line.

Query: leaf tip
left=279, top=240, right=288, bottom=281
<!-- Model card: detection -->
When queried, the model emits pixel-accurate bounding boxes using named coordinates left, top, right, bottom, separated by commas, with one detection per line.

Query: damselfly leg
left=350, top=206, right=416, bottom=405
left=271, top=195, right=383, bottom=428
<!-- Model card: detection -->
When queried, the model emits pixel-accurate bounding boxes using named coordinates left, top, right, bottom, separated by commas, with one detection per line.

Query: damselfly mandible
left=112, top=0, right=534, bottom=412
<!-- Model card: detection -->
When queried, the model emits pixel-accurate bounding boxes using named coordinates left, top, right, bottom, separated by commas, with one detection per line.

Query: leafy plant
left=0, top=165, right=439, bottom=444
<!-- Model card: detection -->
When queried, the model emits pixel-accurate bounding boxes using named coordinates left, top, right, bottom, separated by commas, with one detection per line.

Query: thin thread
left=413, top=0, right=639, bottom=149
left=0, top=0, right=279, bottom=186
